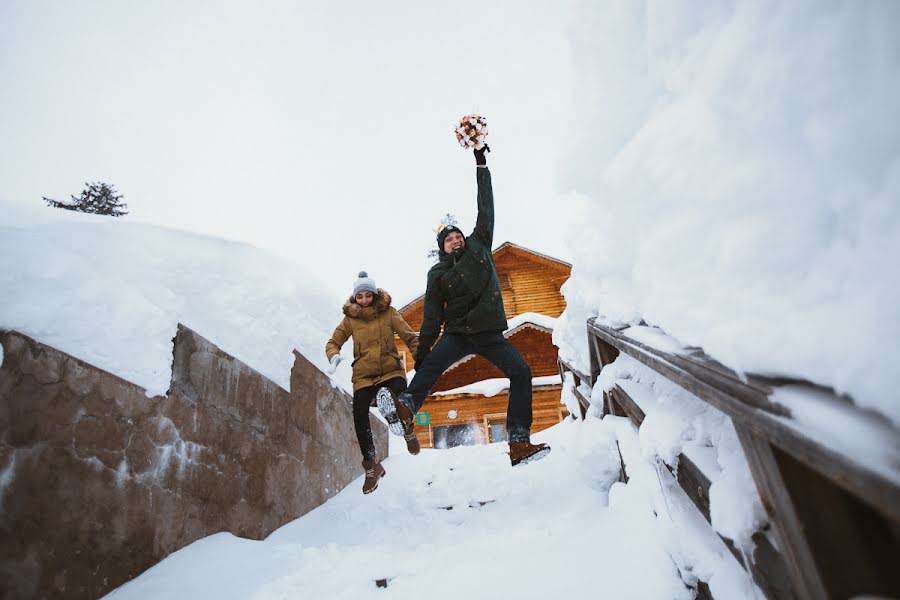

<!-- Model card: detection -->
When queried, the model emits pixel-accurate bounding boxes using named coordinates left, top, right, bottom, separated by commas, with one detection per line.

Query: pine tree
left=43, top=182, right=128, bottom=217
left=427, top=213, right=460, bottom=260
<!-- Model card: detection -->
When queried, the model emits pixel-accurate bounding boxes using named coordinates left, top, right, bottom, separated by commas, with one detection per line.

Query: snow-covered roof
left=432, top=374, right=562, bottom=398
left=505, top=312, right=556, bottom=334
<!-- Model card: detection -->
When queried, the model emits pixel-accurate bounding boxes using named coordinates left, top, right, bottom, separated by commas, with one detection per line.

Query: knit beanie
left=353, top=271, right=377, bottom=297
left=437, top=224, right=464, bottom=252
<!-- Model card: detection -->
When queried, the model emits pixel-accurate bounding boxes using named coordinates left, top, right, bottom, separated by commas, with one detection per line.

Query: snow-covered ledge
left=433, top=374, right=562, bottom=398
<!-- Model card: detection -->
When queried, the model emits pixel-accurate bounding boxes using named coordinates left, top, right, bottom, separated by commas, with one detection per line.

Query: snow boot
left=362, top=458, right=386, bottom=494
left=402, top=420, right=421, bottom=455
left=376, top=387, right=414, bottom=438
left=509, top=441, right=551, bottom=467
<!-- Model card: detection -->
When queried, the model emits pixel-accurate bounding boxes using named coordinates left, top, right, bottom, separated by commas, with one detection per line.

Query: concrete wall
left=0, top=324, right=387, bottom=599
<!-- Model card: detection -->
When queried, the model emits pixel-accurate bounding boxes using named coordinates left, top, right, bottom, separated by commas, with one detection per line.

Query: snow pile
left=555, top=1, right=900, bottom=427
left=772, top=385, right=900, bottom=485
left=433, top=374, right=562, bottom=398
left=595, top=354, right=766, bottom=549
left=0, top=200, right=348, bottom=395
left=106, top=420, right=755, bottom=599
left=505, top=311, right=557, bottom=332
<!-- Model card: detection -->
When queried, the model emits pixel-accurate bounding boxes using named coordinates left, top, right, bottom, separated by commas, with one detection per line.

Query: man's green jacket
left=415, top=167, right=508, bottom=366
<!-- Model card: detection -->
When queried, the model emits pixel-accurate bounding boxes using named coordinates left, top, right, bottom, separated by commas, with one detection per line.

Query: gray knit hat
left=353, top=271, right=377, bottom=297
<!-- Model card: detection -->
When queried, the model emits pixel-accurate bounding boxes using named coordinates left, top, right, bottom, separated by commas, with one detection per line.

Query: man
left=376, top=144, right=550, bottom=466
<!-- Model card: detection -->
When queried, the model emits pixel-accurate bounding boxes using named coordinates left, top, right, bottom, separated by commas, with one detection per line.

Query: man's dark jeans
left=401, top=332, right=533, bottom=443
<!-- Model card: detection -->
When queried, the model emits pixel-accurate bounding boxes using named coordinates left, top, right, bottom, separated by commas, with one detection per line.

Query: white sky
left=0, top=0, right=578, bottom=306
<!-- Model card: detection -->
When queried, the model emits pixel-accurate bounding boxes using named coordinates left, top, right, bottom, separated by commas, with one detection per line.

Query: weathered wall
left=0, top=324, right=387, bottom=599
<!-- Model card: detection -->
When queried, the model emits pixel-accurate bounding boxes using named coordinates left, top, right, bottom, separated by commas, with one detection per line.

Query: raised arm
left=471, top=146, right=494, bottom=247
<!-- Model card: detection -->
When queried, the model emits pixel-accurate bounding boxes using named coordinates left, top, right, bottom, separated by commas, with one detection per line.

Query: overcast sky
left=1, top=0, right=578, bottom=306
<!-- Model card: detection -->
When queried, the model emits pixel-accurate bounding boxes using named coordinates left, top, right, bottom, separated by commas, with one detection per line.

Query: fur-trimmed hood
left=342, top=288, right=392, bottom=321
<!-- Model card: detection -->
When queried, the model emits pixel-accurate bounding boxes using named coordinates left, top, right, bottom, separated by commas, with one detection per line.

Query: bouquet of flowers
left=454, top=114, right=488, bottom=150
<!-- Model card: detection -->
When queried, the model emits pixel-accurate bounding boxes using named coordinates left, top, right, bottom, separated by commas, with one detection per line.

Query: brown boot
left=509, top=441, right=551, bottom=467
left=375, top=387, right=414, bottom=437
left=362, top=459, right=386, bottom=494
left=403, top=421, right=421, bottom=455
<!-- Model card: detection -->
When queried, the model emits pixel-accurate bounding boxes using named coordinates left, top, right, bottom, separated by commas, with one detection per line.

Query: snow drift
left=555, top=0, right=900, bottom=427
left=0, top=200, right=349, bottom=395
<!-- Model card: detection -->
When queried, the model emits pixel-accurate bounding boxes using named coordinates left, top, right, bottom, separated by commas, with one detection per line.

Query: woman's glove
left=327, top=355, right=343, bottom=374
left=474, top=144, right=490, bottom=166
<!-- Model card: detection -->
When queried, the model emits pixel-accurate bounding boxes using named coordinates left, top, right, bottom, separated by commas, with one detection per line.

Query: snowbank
left=594, top=354, right=766, bottom=549
left=107, top=420, right=737, bottom=599
left=0, top=200, right=350, bottom=395
left=555, top=1, right=900, bottom=427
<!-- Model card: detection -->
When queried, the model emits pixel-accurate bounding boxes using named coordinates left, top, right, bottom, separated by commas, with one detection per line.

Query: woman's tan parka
left=325, top=289, right=419, bottom=391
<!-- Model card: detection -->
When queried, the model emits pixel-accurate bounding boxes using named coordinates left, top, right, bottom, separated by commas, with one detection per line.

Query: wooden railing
left=565, top=317, right=900, bottom=600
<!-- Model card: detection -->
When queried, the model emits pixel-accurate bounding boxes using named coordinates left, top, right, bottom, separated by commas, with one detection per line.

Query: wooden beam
left=587, top=319, right=900, bottom=524
left=610, top=385, right=645, bottom=426
left=770, top=442, right=900, bottom=598
left=736, top=427, right=825, bottom=600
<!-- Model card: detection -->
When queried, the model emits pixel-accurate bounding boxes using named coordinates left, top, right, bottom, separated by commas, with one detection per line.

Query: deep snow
left=555, top=0, right=900, bottom=428
left=0, top=200, right=351, bottom=395
left=106, top=420, right=756, bottom=600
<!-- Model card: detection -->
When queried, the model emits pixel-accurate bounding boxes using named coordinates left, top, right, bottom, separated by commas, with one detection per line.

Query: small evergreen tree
left=427, top=213, right=460, bottom=260
left=43, top=182, right=128, bottom=217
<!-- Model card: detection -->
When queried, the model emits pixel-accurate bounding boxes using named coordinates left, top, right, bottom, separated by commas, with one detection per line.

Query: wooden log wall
left=492, top=251, right=568, bottom=319
left=430, top=327, right=560, bottom=392
left=413, top=386, right=568, bottom=449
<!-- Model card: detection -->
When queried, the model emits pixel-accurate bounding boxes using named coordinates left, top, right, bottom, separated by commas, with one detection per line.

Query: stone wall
left=0, top=324, right=387, bottom=599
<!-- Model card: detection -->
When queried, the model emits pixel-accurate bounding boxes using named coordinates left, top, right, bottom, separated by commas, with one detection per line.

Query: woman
left=325, top=271, right=420, bottom=494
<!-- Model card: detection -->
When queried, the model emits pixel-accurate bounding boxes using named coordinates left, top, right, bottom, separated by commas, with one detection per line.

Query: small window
left=483, top=413, right=507, bottom=444
left=433, top=424, right=483, bottom=449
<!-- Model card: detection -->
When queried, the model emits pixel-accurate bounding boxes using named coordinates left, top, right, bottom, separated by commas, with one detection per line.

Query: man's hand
left=474, top=144, right=490, bottom=166
left=326, top=355, right=343, bottom=374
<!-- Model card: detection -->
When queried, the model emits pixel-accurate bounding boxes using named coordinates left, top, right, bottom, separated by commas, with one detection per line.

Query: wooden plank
left=587, top=319, right=900, bottom=524
left=610, top=385, right=645, bottom=426
left=770, top=443, right=900, bottom=599
left=748, top=531, right=797, bottom=600
left=558, top=357, right=591, bottom=418
left=572, top=388, right=590, bottom=416
left=588, top=319, right=782, bottom=417
left=736, top=427, right=824, bottom=600
left=675, top=451, right=711, bottom=524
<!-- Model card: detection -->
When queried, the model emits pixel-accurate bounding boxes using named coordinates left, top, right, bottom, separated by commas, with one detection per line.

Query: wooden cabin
left=395, top=242, right=572, bottom=449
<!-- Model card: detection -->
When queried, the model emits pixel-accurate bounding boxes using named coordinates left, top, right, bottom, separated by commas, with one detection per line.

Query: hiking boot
left=362, top=458, right=385, bottom=494
left=509, top=441, right=551, bottom=467
left=403, top=420, right=421, bottom=455
left=376, top=387, right=413, bottom=437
